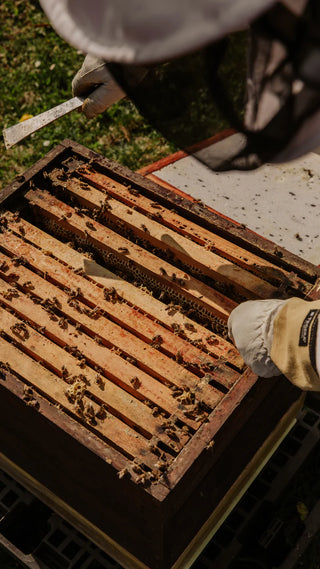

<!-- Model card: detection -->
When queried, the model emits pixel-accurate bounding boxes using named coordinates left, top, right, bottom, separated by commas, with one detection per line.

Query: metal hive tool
left=0, top=139, right=319, bottom=569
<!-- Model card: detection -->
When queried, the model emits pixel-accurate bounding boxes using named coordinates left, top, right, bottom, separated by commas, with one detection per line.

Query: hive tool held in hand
left=3, top=97, right=84, bottom=150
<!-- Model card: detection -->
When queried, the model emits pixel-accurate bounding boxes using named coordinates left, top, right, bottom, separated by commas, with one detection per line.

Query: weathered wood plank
left=6, top=216, right=242, bottom=368
left=79, top=168, right=310, bottom=294
left=0, top=253, right=201, bottom=431
left=0, top=278, right=188, bottom=453
left=0, top=335, right=158, bottom=466
left=0, top=140, right=311, bottom=569
left=0, top=251, right=237, bottom=392
left=26, top=188, right=237, bottom=321
left=50, top=171, right=277, bottom=299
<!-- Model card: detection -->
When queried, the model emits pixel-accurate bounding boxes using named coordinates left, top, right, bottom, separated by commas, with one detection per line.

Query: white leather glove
left=72, top=55, right=126, bottom=119
left=228, top=299, right=287, bottom=378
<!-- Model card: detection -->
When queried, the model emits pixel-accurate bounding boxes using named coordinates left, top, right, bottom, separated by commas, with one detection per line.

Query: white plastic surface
left=154, top=148, right=320, bottom=265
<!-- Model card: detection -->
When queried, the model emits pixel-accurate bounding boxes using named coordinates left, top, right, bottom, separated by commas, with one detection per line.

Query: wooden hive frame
left=0, top=139, right=318, bottom=569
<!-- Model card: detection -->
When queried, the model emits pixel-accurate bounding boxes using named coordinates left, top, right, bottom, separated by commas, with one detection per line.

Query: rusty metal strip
left=26, top=188, right=237, bottom=321
left=7, top=216, right=242, bottom=368
left=136, top=130, right=235, bottom=177
left=50, top=171, right=278, bottom=300
left=77, top=169, right=310, bottom=296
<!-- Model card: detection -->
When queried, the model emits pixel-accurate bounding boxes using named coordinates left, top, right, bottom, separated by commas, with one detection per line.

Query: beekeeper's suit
left=39, top=0, right=320, bottom=389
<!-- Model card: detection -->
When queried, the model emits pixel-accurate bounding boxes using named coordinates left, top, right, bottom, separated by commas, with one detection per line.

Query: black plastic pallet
left=1, top=394, right=320, bottom=569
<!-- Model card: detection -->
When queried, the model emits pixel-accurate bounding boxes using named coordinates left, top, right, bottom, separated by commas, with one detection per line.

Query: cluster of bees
left=10, top=321, right=29, bottom=340
left=170, top=385, right=195, bottom=406
left=23, top=385, right=39, bottom=409
left=37, top=286, right=103, bottom=321
left=2, top=164, right=242, bottom=490
left=169, top=383, right=210, bottom=423
left=0, top=361, right=13, bottom=376
left=47, top=197, right=227, bottom=345
left=114, top=404, right=206, bottom=485
left=150, top=334, right=163, bottom=349
left=117, top=444, right=172, bottom=485
left=1, top=287, right=20, bottom=301
left=64, top=380, right=107, bottom=425
left=103, top=286, right=123, bottom=303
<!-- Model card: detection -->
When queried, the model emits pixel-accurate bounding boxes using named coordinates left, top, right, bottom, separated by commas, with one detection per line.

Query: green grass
left=0, top=0, right=173, bottom=190
left=0, top=1, right=249, bottom=191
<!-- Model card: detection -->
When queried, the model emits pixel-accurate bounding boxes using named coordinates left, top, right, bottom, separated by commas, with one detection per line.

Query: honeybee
left=130, top=376, right=141, bottom=390
left=95, top=375, right=105, bottom=389
left=96, top=404, right=107, bottom=420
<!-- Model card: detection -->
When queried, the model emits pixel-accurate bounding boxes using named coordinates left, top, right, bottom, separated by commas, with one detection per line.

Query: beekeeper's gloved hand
left=228, top=299, right=287, bottom=377
left=72, top=55, right=126, bottom=119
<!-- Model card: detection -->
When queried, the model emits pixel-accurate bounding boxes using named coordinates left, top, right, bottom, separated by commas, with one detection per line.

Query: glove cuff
left=271, top=298, right=320, bottom=390
left=228, top=299, right=286, bottom=377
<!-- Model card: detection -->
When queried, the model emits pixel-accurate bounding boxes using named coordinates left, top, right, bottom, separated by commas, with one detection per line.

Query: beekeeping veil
left=40, top=0, right=320, bottom=170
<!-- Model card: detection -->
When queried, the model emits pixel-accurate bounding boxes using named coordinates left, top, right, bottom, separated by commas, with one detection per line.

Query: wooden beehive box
left=0, top=140, right=318, bottom=569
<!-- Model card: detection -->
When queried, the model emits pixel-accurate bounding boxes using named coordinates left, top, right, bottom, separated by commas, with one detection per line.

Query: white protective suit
left=39, top=0, right=320, bottom=389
